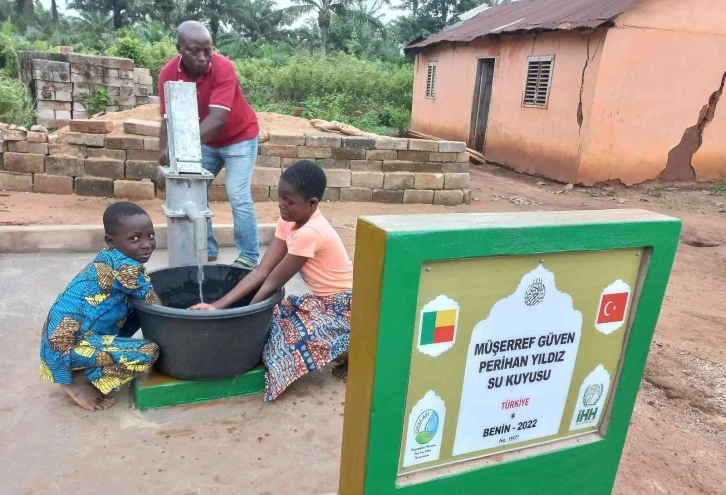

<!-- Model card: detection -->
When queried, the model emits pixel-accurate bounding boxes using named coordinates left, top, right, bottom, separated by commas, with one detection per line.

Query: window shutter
left=426, top=62, right=438, bottom=99
left=523, top=56, right=554, bottom=107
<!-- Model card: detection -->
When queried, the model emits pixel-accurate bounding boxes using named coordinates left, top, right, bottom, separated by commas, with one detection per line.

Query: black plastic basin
left=131, top=265, right=284, bottom=380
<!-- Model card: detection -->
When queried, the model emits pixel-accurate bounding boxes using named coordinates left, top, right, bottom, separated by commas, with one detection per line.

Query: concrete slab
left=0, top=223, right=277, bottom=253
left=0, top=248, right=343, bottom=494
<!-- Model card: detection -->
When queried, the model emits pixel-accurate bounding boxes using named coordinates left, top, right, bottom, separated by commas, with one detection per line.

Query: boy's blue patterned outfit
left=40, top=248, right=159, bottom=394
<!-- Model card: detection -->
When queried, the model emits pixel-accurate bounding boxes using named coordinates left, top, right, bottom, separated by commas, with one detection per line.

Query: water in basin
left=131, top=265, right=285, bottom=380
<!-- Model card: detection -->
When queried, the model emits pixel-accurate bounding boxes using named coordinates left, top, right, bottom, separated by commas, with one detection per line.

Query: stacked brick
left=67, top=54, right=138, bottom=118
left=0, top=123, right=55, bottom=193
left=60, top=119, right=159, bottom=199
left=17, top=50, right=157, bottom=130
left=32, top=58, right=73, bottom=127
left=1, top=121, right=471, bottom=205
left=133, top=68, right=159, bottom=105
left=242, top=134, right=471, bottom=205
left=17, top=51, right=68, bottom=87
left=0, top=119, right=157, bottom=199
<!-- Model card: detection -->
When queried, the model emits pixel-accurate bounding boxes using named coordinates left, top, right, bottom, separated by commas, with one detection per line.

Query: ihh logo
left=576, top=407, right=598, bottom=424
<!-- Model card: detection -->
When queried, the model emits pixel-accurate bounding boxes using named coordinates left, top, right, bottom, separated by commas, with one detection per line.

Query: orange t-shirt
left=274, top=210, right=353, bottom=297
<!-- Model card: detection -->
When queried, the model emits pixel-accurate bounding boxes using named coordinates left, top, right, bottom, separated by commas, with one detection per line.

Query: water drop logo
left=414, top=409, right=439, bottom=445
left=403, top=391, right=446, bottom=468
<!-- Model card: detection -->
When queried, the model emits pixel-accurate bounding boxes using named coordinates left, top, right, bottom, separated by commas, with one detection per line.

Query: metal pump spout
left=182, top=202, right=208, bottom=252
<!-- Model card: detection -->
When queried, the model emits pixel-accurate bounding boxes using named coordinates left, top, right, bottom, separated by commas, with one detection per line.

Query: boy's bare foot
left=61, top=373, right=116, bottom=411
left=332, top=359, right=348, bottom=380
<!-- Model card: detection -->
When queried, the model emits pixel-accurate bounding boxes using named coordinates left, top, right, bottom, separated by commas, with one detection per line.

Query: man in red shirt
left=154, top=21, right=260, bottom=267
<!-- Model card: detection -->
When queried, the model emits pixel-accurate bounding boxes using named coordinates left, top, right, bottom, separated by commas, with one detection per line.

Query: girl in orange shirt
left=191, top=160, right=353, bottom=401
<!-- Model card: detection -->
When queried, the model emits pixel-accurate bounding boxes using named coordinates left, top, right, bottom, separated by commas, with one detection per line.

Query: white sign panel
left=403, top=391, right=446, bottom=468
left=453, top=265, right=582, bottom=456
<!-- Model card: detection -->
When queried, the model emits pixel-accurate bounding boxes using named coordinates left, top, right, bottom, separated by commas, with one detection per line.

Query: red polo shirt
left=158, top=53, right=259, bottom=148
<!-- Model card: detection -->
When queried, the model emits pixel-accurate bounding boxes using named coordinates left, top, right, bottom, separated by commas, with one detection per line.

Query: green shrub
left=0, top=23, right=19, bottom=76
left=234, top=51, right=413, bottom=134
left=138, top=39, right=177, bottom=86
left=103, top=36, right=176, bottom=87
left=379, top=104, right=411, bottom=131
left=0, top=75, right=34, bottom=126
left=106, top=37, right=144, bottom=66
left=76, top=87, right=109, bottom=115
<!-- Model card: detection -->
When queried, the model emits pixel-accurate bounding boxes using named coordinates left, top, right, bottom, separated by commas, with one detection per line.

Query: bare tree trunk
left=210, top=15, right=219, bottom=44
left=15, top=0, right=35, bottom=26
left=319, top=10, right=330, bottom=52
left=113, top=4, right=123, bottom=29
left=320, top=23, right=329, bottom=52
left=51, top=0, right=58, bottom=26
left=156, top=0, right=172, bottom=29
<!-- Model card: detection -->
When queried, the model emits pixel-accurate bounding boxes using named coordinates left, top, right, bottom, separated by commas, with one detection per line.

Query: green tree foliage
left=235, top=51, right=413, bottom=133
left=0, top=73, right=33, bottom=126
left=15, top=0, right=34, bottom=27
left=68, top=0, right=136, bottom=29
left=289, top=0, right=387, bottom=53
left=327, top=0, right=400, bottom=62
left=0, top=0, right=12, bottom=22
left=1, top=0, right=515, bottom=131
left=183, top=0, right=247, bottom=44
left=394, top=0, right=509, bottom=46
left=232, top=0, right=301, bottom=43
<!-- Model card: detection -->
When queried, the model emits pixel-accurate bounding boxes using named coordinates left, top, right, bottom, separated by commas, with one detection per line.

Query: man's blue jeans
left=202, top=136, right=259, bottom=263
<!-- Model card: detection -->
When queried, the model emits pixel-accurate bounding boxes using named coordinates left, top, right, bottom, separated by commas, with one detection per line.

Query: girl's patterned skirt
left=262, top=290, right=352, bottom=401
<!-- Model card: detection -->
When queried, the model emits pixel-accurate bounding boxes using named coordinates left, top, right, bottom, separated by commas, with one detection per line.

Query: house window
left=523, top=56, right=554, bottom=108
left=425, top=62, right=438, bottom=99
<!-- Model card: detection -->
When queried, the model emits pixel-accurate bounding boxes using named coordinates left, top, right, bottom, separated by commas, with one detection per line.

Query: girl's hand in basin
left=188, top=303, right=217, bottom=311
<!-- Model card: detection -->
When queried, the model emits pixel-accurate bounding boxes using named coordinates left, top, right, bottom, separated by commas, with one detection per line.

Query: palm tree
left=68, top=0, right=134, bottom=30
left=50, top=0, right=59, bottom=26
left=71, top=10, right=114, bottom=39
left=154, top=0, right=173, bottom=29
left=288, top=19, right=321, bottom=52
left=183, top=0, right=247, bottom=44
left=291, top=0, right=386, bottom=53
left=233, top=0, right=302, bottom=43
left=327, top=0, right=386, bottom=54
left=15, top=0, right=35, bottom=26
left=291, top=0, right=345, bottom=53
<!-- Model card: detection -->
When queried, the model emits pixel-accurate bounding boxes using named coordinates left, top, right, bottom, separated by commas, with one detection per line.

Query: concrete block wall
left=243, top=133, right=471, bottom=205
left=0, top=119, right=156, bottom=199
left=1, top=121, right=470, bottom=205
left=17, top=50, right=159, bottom=131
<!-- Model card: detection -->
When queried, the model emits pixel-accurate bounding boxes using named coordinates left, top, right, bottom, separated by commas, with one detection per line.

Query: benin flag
left=421, top=309, right=457, bottom=345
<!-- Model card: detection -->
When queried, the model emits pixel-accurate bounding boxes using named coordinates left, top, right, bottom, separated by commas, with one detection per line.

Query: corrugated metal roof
left=405, top=0, right=643, bottom=52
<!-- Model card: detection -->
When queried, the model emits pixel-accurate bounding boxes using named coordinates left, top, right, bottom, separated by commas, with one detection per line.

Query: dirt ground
left=1, top=164, right=725, bottom=494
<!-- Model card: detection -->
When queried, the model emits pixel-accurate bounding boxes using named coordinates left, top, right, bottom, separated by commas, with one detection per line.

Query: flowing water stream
left=196, top=247, right=206, bottom=303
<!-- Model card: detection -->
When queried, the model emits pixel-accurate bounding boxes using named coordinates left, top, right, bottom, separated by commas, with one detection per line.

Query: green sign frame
left=340, top=210, right=680, bottom=494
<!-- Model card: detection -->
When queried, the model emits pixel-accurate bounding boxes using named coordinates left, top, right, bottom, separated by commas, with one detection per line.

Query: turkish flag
left=597, top=292, right=628, bottom=324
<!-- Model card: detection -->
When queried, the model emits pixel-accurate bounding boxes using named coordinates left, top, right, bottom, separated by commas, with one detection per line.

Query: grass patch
left=711, top=182, right=726, bottom=196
